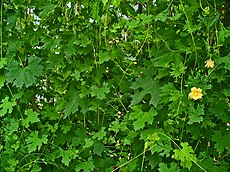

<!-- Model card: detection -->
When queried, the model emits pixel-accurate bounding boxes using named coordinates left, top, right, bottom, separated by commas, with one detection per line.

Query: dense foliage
left=1, top=0, right=230, bottom=171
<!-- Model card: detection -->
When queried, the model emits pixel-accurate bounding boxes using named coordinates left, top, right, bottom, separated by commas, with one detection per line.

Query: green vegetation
left=1, top=0, right=230, bottom=171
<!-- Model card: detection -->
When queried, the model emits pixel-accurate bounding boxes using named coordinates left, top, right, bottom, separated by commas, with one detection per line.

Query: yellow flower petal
left=188, top=87, right=203, bottom=100
left=205, top=59, right=214, bottom=68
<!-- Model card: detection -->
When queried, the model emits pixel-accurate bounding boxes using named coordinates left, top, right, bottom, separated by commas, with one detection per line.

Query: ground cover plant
left=0, top=0, right=230, bottom=171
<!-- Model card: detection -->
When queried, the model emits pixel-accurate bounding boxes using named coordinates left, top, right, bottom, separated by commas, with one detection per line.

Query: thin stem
left=199, top=0, right=204, bottom=10
left=157, top=132, right=207, bottom=172
left=112, top=147, right=150, bottom=172
left=114, top=132, right=207, bottom=172
left=116, top=32, right=149, bottom=90
left=180, top=0, right=198, bottom=70
left=179, top=74, right=186, bottom=144
left=6, top=83, right=24, bottom=120
left=141, top=146, right=146, bottom=171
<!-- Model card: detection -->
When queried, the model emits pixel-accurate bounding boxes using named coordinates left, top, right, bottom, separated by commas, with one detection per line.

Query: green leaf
left=98, top=51, right=110, bottom=64
left=221, top=54, right=230, bottom=71
left=39, top=4, right=57, bottom=18
left=130, top=76, right=160, bottom=108
left=218, top=29, right=230, bottom=44
left=111, top=0, right=121, bottom=7
left=212, top=130, right=230, bottom=154
left=173, top=142, right=197, bottom=169
left=31, top=165, right=42, bottom=172
left=63, top=88, right=81, bottom=117
left=5, top=40, right=22, bottom=59
left=6, top=11, right=19, bottom=29
left=84, top=138, right=94, bottom=148
left=129, top=106, right=158, bottom=131
left=75, top=157, right=95, bottom=172
left=155, top=10, right=168, bottom=22
left=0, top=58, right=7, bottom=69
left=26, top=131, right=48, bottom=153
left=91, top=82, right=110, bottom=100
left=170, top=62, right=186, bottom=77
left=0, top=96, right=16, bottom=117
left=22, top=109, right=40, bottom=128
left=93, top=141, right=106, bottom=156
left=0, top=75, right=5, bottom=89
left=6, top=56, right=43, bottom=88
left=153, top=53, right=175, bottom=68
left=188, top=104, right=204, bottom=124
left=92, top=127, right=107, bottom=140
left=102, top=0, right=108, bottom=6
left=60, top=148, right=78, bottom=166
left=65, top=46, right=76, bottom=57
left=126, top=20, right=140, bottom=30
left=159, top=162, right=180, bottom=172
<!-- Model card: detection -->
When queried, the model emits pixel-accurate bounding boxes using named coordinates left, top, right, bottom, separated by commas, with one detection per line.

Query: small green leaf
left=31, top=165, right=42, bottom=172
left=84, top=138, right=94, bottom=148
left=159, top=162, right=180, bottom=172
left=126, top=19, right=139, bottom=30
left=173, top=142, right=197, bottom=169
left=111, top=0, right=121, bottom=7
left=39, top=4, right=57, bottom=18
left=60, top=148, right=78, bottom=166
left=91, top=82, right=110, bottom=100
left=98, top=51, right=110, bottom=64
left=212, top=130, right=230, bottom=154
left=5, top=40, right=22, bottom=59
left=0, top=58, right=7, bottom=69
left=102, top=0, right=108, bottom=6
left=0, top=96, right=16, bottom=117
left=0, top=75, right=5, bottom=89
left=26, top=131, right=48, bottom=153
left=92, top=127, right=107, bottom=140
left=221, top=54, right=230, bottom=71
left=75, top=157, right=95, bottom=172
left=188, top=104, right=204, bottom=124
left=155, top=10, right=168, bottom=22
left=22, top=109, right=40, bottom=128
left=93, top=141, right=106, bottom=156
left=129, top=106, right=158, bottom=131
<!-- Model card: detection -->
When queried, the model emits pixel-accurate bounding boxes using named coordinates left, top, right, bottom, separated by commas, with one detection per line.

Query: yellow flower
left=205, top=59, right=214, bottom=68
left=188, top=87, right=203, bottom=100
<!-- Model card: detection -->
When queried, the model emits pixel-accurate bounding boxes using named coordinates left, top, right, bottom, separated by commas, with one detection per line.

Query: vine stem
left=112, top=147, right=150, bottom=172
left=6, top=83, right=24, bottom=120
left=116, top=31, right=149, bottom=90
left=114, top=132, right=207, bottom=172
left=157, top=132, right=207, bottom=172
left=180, top=0, right=198, bottom=71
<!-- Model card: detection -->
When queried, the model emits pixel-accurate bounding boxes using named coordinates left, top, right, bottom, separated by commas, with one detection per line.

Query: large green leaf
left=130, top=76, right=161, bottom=107
left=6, top=56, right=43, bottom=88
left=63, top=88, right=86, bottom=117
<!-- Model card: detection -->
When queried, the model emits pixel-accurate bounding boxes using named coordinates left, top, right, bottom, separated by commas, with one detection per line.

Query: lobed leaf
left=6, top=56, right=43, bottom=88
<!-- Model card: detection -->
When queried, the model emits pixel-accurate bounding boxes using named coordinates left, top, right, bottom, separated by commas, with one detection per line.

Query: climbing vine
left=1, top=0, right=230, bottom=171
